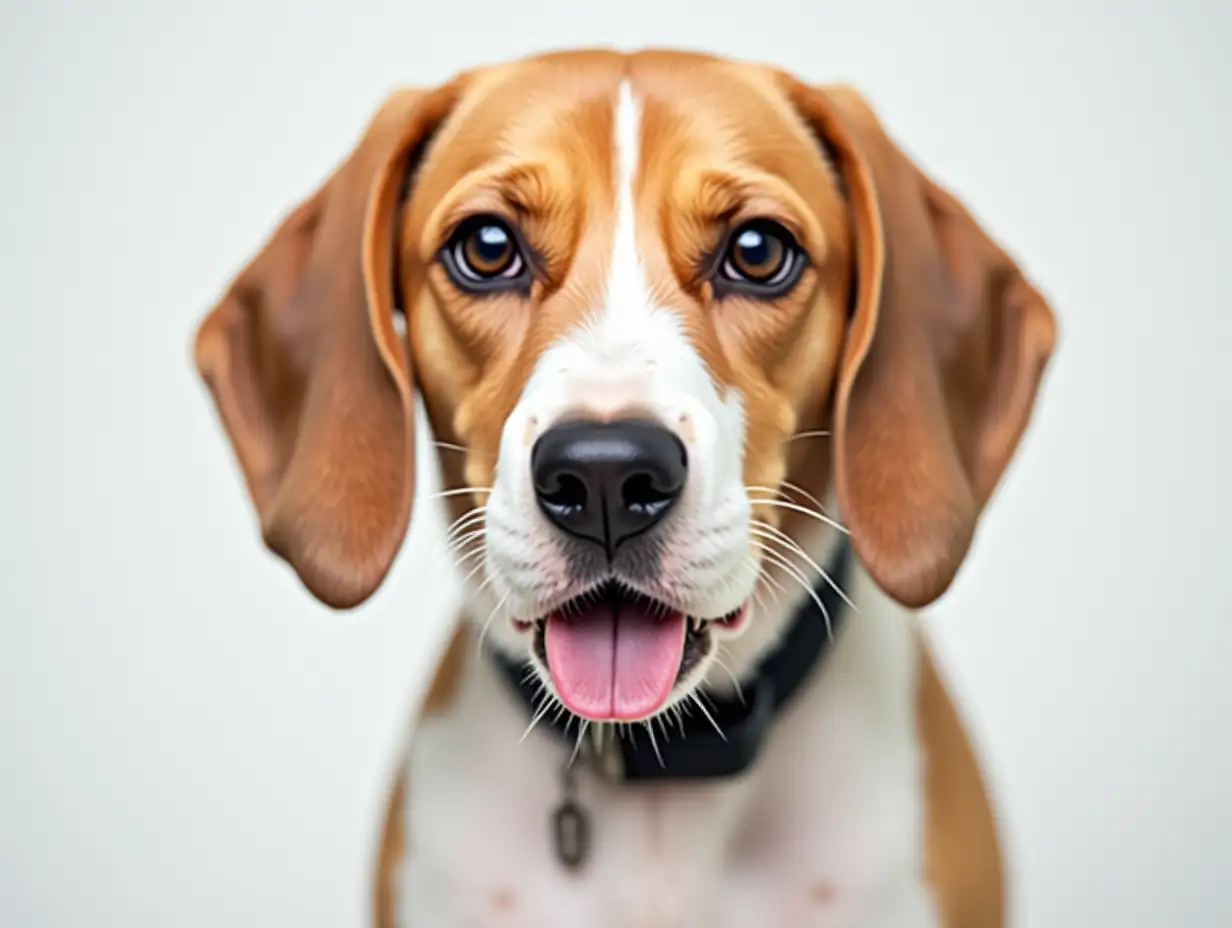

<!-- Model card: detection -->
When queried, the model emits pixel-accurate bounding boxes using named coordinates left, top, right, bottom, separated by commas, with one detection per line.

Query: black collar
left=490, top=538, right=853, bottom=783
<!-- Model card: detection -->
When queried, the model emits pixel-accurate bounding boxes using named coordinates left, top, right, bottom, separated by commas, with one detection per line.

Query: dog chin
left=511, top=580, right=748, bottom=724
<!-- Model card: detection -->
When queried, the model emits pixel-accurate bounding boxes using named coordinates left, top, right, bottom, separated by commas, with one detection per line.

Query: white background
left=2, top=1, right=1229, bottom=925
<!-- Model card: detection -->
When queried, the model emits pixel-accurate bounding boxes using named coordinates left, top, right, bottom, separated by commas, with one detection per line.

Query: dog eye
left=716, top=220, right=806, bottom=298
left=441, top=215, right=529, bottom=293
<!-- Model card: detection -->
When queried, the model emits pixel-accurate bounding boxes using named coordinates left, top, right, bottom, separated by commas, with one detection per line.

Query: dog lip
left=712, top=603, right=747, bottom=631
left=513, top=587, right=746, bottom=630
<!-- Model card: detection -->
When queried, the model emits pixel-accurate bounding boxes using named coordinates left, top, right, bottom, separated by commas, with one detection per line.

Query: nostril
left=539, top=472, right=588, bottom=515
left=621, top=471, right=676, bottom=517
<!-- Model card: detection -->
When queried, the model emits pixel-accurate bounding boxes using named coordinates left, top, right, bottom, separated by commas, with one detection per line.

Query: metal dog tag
left=551, top=759, right=590, bottom=872
left=551, top=797, right=590, bottom=871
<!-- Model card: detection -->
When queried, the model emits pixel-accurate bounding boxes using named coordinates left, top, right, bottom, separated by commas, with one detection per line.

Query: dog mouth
left=516, top=581, right=745, bottom=722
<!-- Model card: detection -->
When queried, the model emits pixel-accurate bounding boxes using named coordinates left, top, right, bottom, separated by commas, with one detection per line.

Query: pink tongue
left=544, top=599, right=686, bottom=721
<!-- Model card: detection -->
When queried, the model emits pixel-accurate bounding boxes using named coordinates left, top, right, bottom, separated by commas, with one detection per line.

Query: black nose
left=531, top=418, right=688, bottom=555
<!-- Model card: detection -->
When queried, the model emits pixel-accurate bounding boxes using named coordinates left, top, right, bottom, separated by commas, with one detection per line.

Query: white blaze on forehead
left=514, top=78, right=744, bottom=435
left=508, top=78, right=745, bottom=482
left=521, top=78, right=706, bottom=413
left=550, top=79, right=699, bottom=382
left=608, top=79, right=650, bottom=320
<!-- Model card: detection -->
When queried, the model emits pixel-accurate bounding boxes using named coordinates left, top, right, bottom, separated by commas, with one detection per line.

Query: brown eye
left=716, top=220, right=805, bottom=298
left=441, top=215, right=529, bottom=293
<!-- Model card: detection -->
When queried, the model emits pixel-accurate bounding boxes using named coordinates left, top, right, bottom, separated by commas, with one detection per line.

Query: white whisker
left=780, top=479, right=831, bottom=516
left=689, top=692, right=726, bottom=740
left=749, top=540, right=833, bottom=640
left=751, top=554, right=788, bottom=603
left=750, top=521, right=857, bottom=613
left=656, top=714, right=672, bottom=744
left=450, top=544, right=487, bottom=571
left=745, top=493, right=849, bottom=535
left=671, top=704, right=686, bottom=737
left=429, top=527, right=486, bottom=575
left=476, top=592, right=510, bottom=655
left=644, top=721, right=665, bottom=768
left=745, top=482, right=829, bottom=514
left=432, top=440, right=494, bottom=459
left=737, top=554, right=783, bottom=615
left=520, top=695, right=555, bottom=743
left=433, top=486, right=493, bottom=500
left=444, top=507, right=487, bottom=541
left=447, top=528, right=486, bottom=552
left=458, top=557, right=488, bottom=588
left=569, top=719, right=590, bottom=768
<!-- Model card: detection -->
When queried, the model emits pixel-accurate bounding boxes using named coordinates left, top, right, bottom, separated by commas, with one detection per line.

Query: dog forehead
left=416, top=49, right=820, bottom=188
left=630, top=51, right=805, bottom=136
left=422, top=51, right=625, bottom=172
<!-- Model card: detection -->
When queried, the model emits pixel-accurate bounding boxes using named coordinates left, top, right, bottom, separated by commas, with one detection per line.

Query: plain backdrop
left=2, top=1, right=1230, bottom=925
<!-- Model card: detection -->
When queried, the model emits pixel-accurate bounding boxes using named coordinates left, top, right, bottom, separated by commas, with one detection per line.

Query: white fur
left=397, top=80, right=936, bottom=927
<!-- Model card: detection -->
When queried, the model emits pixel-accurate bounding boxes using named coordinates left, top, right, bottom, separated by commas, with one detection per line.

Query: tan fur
left=917, top=637, right=1006, bottom=928
left=374, top=761, right=407, bottom=928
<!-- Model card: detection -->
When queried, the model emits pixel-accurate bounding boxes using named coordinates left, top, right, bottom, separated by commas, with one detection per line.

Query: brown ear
left=193, top=86, right=459, bottom=609
left=788, top=82, right=1059, bottom=608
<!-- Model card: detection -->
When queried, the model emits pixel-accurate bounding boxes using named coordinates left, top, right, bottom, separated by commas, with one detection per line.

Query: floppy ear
left=787, top=82, right=1059, bottom=609
left=193, top=85, right=459, bottom=609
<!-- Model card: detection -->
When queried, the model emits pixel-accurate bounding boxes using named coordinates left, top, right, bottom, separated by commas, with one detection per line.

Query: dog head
left=194, top=49, right=1057, bottom=725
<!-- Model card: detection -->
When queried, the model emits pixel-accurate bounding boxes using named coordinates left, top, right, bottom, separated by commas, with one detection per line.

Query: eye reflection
left=716, top=219, right=805, bottom=298
left=442, top=215, right=529, bottom=293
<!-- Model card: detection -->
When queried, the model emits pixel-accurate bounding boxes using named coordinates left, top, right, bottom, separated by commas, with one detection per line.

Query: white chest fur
left=396, top=566, right=938, bottom=928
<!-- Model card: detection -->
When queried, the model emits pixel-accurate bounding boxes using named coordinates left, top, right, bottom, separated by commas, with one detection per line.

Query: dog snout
left=530, top=418, right=687, bottom=555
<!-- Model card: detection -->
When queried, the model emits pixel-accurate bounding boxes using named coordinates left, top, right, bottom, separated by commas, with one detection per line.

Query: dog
left=193, top=48, right=1058, bottom=928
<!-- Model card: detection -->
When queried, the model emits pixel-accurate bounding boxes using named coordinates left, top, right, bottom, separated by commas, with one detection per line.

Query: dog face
left=398, top=54, right=854, bottom=721
left=194, top=49, right=1057, bottom=725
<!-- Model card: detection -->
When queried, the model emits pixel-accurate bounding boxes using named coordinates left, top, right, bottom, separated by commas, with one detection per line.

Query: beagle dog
left=193, top=48, right=1057, bottom=928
